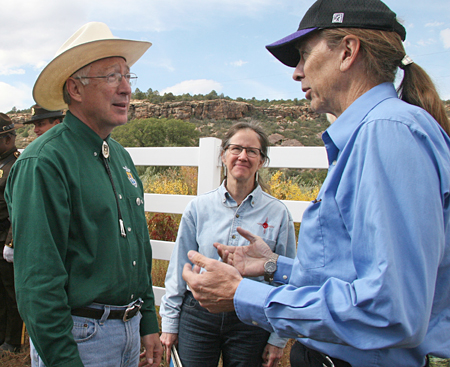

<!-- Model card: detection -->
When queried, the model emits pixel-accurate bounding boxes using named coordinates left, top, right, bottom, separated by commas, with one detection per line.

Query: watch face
left=264, top=261, right=277, bottom=273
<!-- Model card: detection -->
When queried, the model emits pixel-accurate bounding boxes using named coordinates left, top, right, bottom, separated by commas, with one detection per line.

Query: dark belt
left=290, top=341, right=351, bottom=367
left=71, top=299, right=143, bottom=322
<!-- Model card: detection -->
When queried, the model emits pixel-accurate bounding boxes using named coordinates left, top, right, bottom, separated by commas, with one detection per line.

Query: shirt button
left=332, top=160, right=337, bottom=165
left=252, top=321, right=258, bottom=326
left=236, top=214, right=239, bottom=218
left=94, top=152, right=98, bottom=156
left=119, top=194, right=122, bottom=199
left=283, top=275, right=288, bottom=280
left=232, top=235, right=236, bottom=239
left=252, top=201, right=255, bottom=205
left=131, top=294, right=134, bottom=299
left=136, top=198, right=141, bottom=205
left=128, top=227, right=132, bottom=232
left=133, top=261, right=136, bottom=266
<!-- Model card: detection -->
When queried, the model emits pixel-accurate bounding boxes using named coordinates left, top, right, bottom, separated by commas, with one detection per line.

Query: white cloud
left=417, top=38, right=436, bottom=46
left=441, top=29, right=450, bottom=48
left=0, top=82, right=33, bottom=112
left=160, top=79, right=223, bottom=95
left=85, top=0, right=275, bottom=32
left=0, top=69, right=25, bottom=76
left=425, top=21, right=444, bottom=27
left=0, top=0, right=88, bottom=71
left=228, top=60, right=248, bottom=67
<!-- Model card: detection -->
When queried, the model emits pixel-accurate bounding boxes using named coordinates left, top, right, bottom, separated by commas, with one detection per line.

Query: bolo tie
left=101, top=140, right=126, bottom=237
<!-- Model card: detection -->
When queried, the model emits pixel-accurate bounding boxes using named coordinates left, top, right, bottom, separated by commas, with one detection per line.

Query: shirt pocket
left=126, top=195, right=147, bottom=242
left=262, top=238, right=276, bottom=252
left=298, top=200, right=325, bottom=269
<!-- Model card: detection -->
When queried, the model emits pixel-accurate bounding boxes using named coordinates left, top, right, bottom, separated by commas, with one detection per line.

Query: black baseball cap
left=266, top=0, right=406, bottom=67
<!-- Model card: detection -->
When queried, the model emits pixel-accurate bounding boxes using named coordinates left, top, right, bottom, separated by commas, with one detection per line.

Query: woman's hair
left=321, top=28, right=450, bottom=136
left=221, top=121, right=270, bottom=192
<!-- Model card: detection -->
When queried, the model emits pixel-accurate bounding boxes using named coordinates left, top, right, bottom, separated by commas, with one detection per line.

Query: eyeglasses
left=74, top=72, right=138, bottom=87
left=225, top=144, right=263, bottom=158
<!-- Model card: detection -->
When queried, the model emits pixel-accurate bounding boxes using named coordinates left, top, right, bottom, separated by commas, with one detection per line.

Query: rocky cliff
left=8, top=99, right=450, bottom=149
left=127, top=99, right=320, bottom=122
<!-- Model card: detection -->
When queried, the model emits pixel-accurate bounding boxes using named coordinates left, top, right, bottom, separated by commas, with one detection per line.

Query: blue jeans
left=178, top=292, right=270, bottom=367
left=30, top=303, right=142, bottom=367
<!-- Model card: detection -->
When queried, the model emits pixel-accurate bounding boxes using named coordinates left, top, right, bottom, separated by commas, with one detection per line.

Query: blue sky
left=1, top=0, right=450, bottom=113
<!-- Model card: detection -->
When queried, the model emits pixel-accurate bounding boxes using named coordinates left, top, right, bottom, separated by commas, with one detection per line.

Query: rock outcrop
left=128, top=99, right=256, bottom=121
left=126, top=99, right=320, bottom=122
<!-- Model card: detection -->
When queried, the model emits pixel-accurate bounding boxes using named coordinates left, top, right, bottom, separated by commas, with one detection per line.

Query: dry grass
left=0, top=334, right=31, bottom=366
left=3, top=335, right=449, bottom=366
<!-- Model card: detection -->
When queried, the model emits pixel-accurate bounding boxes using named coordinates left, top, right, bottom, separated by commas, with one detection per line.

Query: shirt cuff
left=161, top=316, right=180, bottom=334
left=273, top=256, right=294, bottom=284
left=234, top=278, right=274, bottom=333
left=267, top=333, right=289, bottom=348
left=140, top=309, right=160, bottom=336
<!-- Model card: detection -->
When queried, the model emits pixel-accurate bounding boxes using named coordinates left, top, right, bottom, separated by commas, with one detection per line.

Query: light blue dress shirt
left=234, top=83, right=450, bottom=367
left=160, top=182, right=296, bottom=347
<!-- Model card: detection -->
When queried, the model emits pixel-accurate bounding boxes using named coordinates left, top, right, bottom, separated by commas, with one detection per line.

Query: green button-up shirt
left=5, top=111, right=158, bottom=367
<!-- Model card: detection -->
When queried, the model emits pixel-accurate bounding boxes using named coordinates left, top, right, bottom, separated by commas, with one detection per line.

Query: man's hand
left=160, top=332, right=178, bottom=365
left=182, top=250, right=242, bottom=313
left=139, top=333, right=163, bottom=367
left=262, top=343, right=284, bottom=367
left=3, top=246, right=13, bottom=263
left=214, top=227, right=274, bottom=277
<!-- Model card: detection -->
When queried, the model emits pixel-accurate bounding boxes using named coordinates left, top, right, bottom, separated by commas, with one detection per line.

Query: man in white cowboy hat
left=5, top=22, right=162, bottom=367
left=23, top=104, right=65, bottom=138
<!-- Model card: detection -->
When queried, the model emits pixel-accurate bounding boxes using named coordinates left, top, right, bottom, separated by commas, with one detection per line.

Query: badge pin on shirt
left=102, top=141, right=110, bottom=159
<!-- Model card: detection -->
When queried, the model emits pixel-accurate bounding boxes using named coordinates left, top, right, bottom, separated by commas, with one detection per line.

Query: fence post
left=197, top=137, right=222, bottom=195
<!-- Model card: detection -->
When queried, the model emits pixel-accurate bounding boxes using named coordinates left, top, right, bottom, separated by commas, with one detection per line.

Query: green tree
left=111, top=117, right=199, bottom=148
left=132, top=88, right=146, bottom=100
left=205, top=90, right=218, bottom=100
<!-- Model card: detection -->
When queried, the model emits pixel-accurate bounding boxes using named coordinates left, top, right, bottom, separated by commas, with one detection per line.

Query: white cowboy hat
left=33, top=22, right=152, bottom=111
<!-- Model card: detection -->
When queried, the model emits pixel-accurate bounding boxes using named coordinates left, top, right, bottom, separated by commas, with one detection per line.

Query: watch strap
left=263, top=253, right=279, bottom=282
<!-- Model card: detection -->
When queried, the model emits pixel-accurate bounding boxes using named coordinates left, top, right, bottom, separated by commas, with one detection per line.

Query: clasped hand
left=181, top=227, right=274, bottom=313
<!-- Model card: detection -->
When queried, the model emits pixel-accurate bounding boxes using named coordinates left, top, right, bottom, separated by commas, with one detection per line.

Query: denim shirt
left=234, top=83, right=450, bottom=366
left=160, top=182, right=296, bottom=347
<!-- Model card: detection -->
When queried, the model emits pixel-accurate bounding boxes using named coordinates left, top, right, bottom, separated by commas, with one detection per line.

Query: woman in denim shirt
left=160, top=122, right=296, bottom=367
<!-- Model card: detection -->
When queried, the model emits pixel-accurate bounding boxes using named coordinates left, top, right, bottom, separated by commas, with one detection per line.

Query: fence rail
left=126, top=137, right=328, bottom=305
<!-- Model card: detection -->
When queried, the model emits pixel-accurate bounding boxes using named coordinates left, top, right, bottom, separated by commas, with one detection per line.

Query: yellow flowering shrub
left=268, top=170, right=320, bottom=202
left=144, top=167, right=197, bottom=195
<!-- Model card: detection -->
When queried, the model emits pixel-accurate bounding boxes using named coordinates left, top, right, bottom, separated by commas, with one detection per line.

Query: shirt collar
left=64, top=111, right=111, bottom=149
left=0, top=147, right=17, bottom=161
left=323, top=83, right=398, bottom=163
left=219, top=180, right=262, bottom=207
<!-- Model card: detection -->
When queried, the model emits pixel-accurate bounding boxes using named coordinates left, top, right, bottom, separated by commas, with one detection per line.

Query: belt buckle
left=323, top=355, right=335, bottom=367
left=123, top=299, right=143, bottom=322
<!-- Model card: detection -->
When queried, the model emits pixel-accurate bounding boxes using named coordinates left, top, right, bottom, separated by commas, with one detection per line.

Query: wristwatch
left=264, top=254, right=279, bottom=282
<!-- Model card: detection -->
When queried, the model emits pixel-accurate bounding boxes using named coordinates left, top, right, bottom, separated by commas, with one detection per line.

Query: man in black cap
left=182, top=0, right=450, bottom=366
left=0, top=113, right=22, bottom=354
left=24, top=104, right=64, bottom=137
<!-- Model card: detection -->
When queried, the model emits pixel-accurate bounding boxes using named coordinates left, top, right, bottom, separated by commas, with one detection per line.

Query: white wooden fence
left=126, top=137, right=328, bottom=305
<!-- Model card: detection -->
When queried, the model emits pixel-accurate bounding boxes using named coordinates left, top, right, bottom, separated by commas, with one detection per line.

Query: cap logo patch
left=123, top=166, right=138, bottom=188
left=332, top=13, right=344, bottom=24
